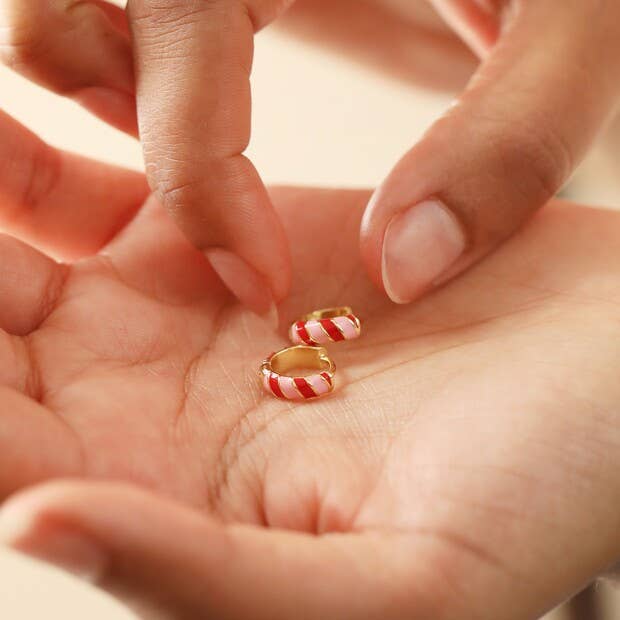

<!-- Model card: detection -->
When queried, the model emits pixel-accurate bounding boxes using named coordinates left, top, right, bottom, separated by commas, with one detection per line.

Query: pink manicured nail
left=382, top=200, right=466, bottom=304
left=0, top=502, right=106, bottom=582
left=205, top=249, right=278, bottom=327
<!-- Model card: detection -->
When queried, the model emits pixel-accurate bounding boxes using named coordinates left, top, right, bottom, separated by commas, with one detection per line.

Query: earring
left=289, top=306, right=361, bottom=346
left=260, top=345, right=335, bottom=401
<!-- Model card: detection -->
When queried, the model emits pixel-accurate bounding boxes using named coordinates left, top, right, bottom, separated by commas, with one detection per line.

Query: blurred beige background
left=0, top=12, right=619, bottom=620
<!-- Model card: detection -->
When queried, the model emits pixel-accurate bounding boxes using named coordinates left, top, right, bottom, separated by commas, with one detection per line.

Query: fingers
left=5, top=478, right=616, bottom=620
left=0, top=234, right=67, bottom=335
left=0, top=390, right=82, bottom=498
left=126, top=0, right=292, bottom=316
left=0, top=231, right=68, bottom=402
left=0, top=110, right=149, bottom=260
left=0, top=0, right=137, bottom=134
left=3, top=0, right=294, bottom=313
left=361, top=0, right=620, bottom=304
left=428, top=0, right=501, bottom=57
left=0, top=481, right=434, bottom=620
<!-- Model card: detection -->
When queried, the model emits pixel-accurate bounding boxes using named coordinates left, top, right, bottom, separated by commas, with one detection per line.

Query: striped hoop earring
left=289, top=307, right=361, bottom=346
left=261, top=345, right=335, bottom=401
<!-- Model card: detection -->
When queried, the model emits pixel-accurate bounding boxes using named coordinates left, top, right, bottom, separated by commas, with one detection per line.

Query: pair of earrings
left=260, top=307, right=361, bottom=401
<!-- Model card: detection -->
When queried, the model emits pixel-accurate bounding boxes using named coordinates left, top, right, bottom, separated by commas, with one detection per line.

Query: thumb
left=361, top=0, right=620, bottom=303
left=0, top=481, right=432, bottom=620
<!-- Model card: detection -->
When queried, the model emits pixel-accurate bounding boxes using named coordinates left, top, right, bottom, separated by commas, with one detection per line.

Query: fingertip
left=206, top=248, right=280, bottom=324
left=0, top=491, right=38, bottom=546
left=0, top=481, right=87, bottom=542
left=0, top=483, right=108, bottom=582
left=359, top=185, right=389, bottom=292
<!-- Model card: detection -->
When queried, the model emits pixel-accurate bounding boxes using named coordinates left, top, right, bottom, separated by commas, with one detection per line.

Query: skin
left=0, top=182, right=619, bottom=617
left=2, top=0, right=620, bottom=312
left=0, top=3, right=618, bottom=616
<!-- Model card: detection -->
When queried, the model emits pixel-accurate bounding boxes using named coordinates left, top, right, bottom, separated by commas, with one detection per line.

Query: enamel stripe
left=295, top=321, right=318, bottom=346
left=269, top=373, right=285, bottom=399
left=294, top=377, right=317, bottom=399
left=346, top=314, right=361, bottom=331
left=319, top=319, right=345, bottom=342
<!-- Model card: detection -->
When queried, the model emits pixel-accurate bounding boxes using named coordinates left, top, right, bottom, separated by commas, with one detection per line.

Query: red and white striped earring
left=289, top=306, right=361, bottom=346
left=260, top=345, right=335, bottom=401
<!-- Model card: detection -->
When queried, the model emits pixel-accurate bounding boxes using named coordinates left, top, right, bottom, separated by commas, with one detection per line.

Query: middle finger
left=0, top=0, right=137, bottom=134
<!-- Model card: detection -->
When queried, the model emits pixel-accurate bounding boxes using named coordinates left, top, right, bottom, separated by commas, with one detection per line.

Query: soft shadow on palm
left=2, top=187, right=620, bottom=597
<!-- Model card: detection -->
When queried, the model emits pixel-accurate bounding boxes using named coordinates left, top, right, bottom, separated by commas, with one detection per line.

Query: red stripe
left=294, top=377, right=316, bottom=399
left=320, top=372, right=332, bottom=386
left=295, top=322, right=317, bottom=346
left=346, top=314, right=360, bottom=330
left=269, top=374, right=285, bottom=399
left=320, top=319, right=345, bottom=342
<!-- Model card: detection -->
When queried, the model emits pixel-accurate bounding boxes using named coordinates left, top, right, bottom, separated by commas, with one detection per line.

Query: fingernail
left=382, top=200, right=466, bottom=304
left=206, top=249, right=278, bottom=328
left=0, top=502, right=106, bottom=582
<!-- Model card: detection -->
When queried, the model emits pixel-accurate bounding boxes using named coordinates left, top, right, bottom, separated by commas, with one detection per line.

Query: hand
left=3, top=0, right=619, bottom=313
left=0, top=151, right=618, bottom=617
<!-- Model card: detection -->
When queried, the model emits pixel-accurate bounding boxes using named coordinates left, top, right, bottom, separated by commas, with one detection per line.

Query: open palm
left=1, top=182, right=620, bottom=619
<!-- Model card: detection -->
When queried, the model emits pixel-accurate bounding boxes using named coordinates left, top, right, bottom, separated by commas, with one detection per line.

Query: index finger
left=127, top=0, right=293, bottom=315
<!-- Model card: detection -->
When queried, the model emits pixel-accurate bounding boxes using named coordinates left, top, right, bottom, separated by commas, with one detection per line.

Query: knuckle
left=8, top=141, right=62, bottom=220
left=152, top=168, right=204, bottom=219
left=492, top=118, right=574, bottom=202
left=128, top=0, right=241, bottom=28
left=1, top=2, right=132, bottom=95
left=147, top=154, right=248, bottom=245
left=128, top=0, right=287, bottom=33
left=0, top=8, right=49, bottom=71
